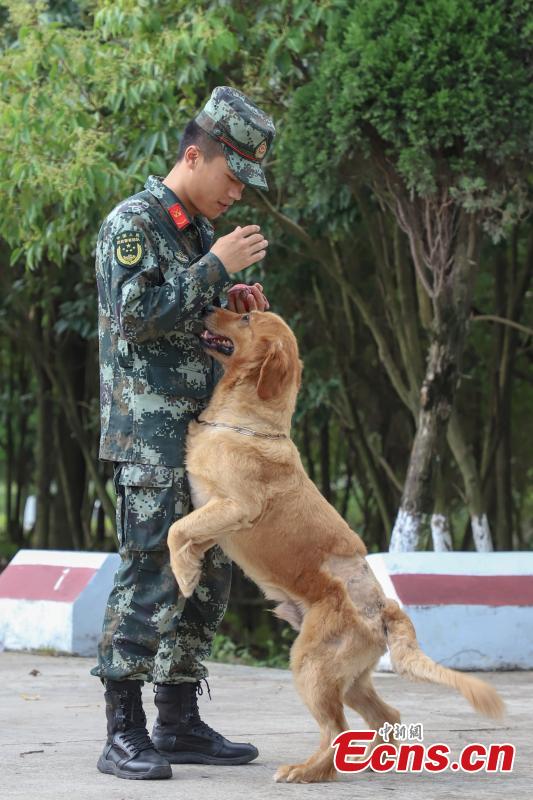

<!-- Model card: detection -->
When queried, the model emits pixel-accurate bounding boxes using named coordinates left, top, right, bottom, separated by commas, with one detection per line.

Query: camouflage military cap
left=195, top=86, right=275, bottom=190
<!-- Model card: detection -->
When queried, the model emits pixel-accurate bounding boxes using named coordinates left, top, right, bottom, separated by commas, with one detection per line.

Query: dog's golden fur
left=168, top=308, right=505, bottom=783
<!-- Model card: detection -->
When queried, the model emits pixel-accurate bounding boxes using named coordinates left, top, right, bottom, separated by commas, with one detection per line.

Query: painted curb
left=0, top=550, right=120, bottom=656
left=367, top=552, right=533, bottom=671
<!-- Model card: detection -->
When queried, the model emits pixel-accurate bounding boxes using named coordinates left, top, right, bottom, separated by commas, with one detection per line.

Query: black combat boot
left=97, top=679, right=172, bottom=780
left=152, top=680, right=259, bottom=765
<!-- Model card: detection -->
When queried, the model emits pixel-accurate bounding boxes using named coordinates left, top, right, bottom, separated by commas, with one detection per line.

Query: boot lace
left=121, top=726, right=155, bottom=753
left=196, top=678, right=212, bottom=701
left=189, top=679, right=223, bottom=741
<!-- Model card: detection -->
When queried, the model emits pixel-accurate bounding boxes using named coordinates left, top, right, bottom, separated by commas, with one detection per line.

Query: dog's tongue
left=200, top=329, right=232, bottom=346
left=201, top=330, right=223, bottom=342
left=227, top=283, right=252, bottom=297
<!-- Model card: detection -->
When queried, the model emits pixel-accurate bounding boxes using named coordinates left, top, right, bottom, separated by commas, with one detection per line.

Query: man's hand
left=227, top=282, right=270, bottom=312
left=210, top=225, right=268, bottom=274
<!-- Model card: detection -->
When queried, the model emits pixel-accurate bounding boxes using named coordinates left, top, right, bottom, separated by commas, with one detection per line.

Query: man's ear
left=256, top=340, right=290, bottom=400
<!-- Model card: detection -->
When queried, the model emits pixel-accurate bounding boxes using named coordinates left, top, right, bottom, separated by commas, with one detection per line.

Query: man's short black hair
left=177, top=120, right=225, bottom=162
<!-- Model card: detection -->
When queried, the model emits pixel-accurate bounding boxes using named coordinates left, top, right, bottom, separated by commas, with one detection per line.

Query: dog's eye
left=241, top=314, right=250, bottom=322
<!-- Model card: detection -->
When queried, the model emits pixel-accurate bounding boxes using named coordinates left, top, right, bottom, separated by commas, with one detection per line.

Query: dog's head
left=199, top=306, right=302, bottom=401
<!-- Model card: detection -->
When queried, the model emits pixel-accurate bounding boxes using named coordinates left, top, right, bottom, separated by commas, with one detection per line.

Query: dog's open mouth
left=199, top=329, right=234, bottom=356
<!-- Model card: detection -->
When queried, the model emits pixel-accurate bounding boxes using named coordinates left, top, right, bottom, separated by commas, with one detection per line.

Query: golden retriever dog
left=168, top=306, right=505, bottom=784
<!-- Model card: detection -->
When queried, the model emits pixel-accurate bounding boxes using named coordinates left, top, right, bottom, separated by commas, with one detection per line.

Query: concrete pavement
left=0, top=652, right=530, bottom=799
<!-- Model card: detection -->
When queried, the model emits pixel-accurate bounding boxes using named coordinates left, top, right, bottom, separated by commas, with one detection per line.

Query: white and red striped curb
left=0, top=550, right=120, bottom=656
left=1, top=549, right=532, bottom=668
left=367, top=552, right=533, bottom=670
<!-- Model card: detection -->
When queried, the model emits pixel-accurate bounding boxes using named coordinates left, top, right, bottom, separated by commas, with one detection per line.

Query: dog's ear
left=256, top=340, right=291, bottom=400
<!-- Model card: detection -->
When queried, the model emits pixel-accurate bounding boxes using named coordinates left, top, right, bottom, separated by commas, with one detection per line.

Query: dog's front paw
left=169, top=540, right=202, bottom=598
left=274, top=761, right=337, bottom=783
left=274, top=763, right=314, bottom=783
left=172, top=567, right=200, bottom=598
left=274, top=764, right=298, bottom=783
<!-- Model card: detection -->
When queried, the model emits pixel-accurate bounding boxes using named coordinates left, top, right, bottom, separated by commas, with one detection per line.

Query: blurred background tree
left=0, top=0, right=531, bottom=663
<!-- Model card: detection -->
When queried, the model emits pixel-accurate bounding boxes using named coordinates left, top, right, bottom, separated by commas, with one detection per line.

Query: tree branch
left=471, top=314, right=533, bottom=338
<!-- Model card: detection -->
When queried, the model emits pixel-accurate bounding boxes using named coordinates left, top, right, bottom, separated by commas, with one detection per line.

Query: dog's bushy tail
left=383, top=599, right=505, bottom=720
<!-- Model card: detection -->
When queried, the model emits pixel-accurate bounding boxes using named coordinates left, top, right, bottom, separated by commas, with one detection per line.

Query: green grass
left=209, top=632, right=291, bottom=669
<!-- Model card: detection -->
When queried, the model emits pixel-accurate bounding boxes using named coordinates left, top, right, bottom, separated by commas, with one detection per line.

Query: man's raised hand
left=210, top=225, right=268, bottom=274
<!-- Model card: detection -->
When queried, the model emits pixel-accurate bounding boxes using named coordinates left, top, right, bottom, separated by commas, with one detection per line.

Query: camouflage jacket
left=95, top=175, right=233, bottom=467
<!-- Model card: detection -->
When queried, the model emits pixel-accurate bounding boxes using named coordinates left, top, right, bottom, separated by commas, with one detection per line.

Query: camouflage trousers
left=90, top=462, right=232, bottom=684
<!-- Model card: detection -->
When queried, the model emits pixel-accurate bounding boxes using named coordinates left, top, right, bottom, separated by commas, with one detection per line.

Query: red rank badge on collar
left=168, top=202, right=190, bottom=230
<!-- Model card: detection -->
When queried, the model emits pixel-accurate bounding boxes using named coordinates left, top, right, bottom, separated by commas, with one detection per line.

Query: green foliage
left=53, top=280, right=98, bottom=338
left=210, top=626, right=295, bottom=669
left=281, top=0, right=533, bottom=235
left=0, top=0, right=240, bottom=268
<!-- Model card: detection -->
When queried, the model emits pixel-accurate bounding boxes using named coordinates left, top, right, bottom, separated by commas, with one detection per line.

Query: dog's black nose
left=201, top=304, right=216, bottom=317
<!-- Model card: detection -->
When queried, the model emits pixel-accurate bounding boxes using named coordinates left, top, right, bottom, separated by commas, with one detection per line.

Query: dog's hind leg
left=343, top=668, right=401, bottom=753
left=274, top=652, right=350, bottom=783
left=274, top=593, right=367, bottom=784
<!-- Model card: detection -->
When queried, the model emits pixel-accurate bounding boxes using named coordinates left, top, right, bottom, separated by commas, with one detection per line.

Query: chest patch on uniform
left=114, top=231, right=144, bottom=267
left=168, top=202, right=190, bottom=231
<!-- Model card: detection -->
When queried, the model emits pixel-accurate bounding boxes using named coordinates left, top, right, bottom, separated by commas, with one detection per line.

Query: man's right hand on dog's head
left=227, top=282, right=270, bottom=312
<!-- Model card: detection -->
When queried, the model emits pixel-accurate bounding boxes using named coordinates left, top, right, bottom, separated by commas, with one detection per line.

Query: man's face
left=187, top=149, right=245, bottom=220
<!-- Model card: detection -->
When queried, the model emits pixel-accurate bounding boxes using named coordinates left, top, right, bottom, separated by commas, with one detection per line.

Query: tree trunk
left=34, top=402, right=54, bottom=547
left=447, top=410, right=493, bottom=551
left=33, top=307, right=54, bottom=549
left=339, top=382, right=394, bottom=537
left=96, top=499, right=106, bottom=549
left=53, top=410, right=82, bottom=549
left=4, top=349, right=14, bottom=542
left=430, top=461, right=452, bottom=551
left=390, top=214, right=478, bottom=551
left=51, top=335, right=88, bottom=549
left=471, top=513, right=493, bottom=552
left=301, top=413, right=316, bottom=483
left=340, top=452, right=353, bottom=519
left=389, top=333, right=460, bottom=551
left=480, top=228, right=532, bottom=549
left=319, top=414, right=331, bottom=503
left=13, top=360, right=30, bottom=546
left=431, top=512, right=452, bottom=551
left=495, top=420, right=513, bottom=550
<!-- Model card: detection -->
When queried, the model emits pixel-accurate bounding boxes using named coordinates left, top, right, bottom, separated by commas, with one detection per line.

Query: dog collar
left=196, top=419, right=287, bottom=440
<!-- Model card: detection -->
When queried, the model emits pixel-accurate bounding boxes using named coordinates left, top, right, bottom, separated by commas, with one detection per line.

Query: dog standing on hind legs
left=168, top=306, right=506, bottom=783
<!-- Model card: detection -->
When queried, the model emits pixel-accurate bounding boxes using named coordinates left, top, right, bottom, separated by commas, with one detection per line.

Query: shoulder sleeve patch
left=113, top=230, right=145, bottom=267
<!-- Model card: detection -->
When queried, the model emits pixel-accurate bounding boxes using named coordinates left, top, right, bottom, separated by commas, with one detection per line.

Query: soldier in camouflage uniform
left=91, top=87, right=275, bottom=780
